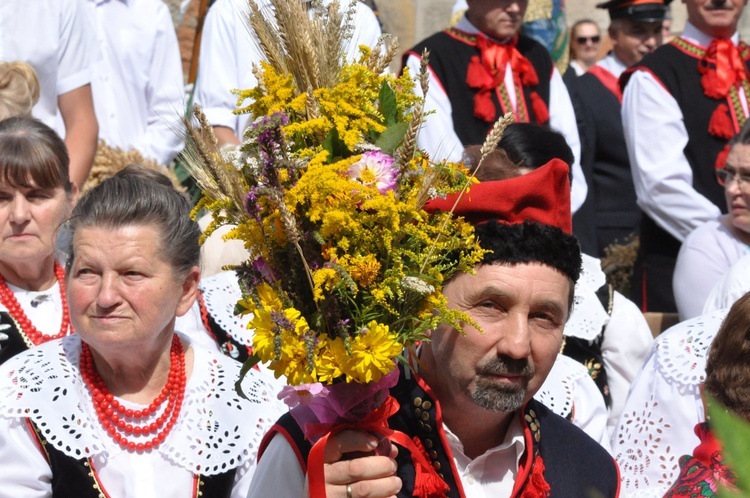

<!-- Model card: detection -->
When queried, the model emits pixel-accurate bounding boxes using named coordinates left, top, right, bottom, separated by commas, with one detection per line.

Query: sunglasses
left=576, top=36, right=601, bottom=45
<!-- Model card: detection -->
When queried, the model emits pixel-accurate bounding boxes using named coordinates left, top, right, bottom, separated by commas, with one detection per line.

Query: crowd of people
left=0, top=0, right=749, bottom=496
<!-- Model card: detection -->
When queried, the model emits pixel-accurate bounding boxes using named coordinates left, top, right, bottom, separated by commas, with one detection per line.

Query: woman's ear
left=175, top=266, right=201, bottom=317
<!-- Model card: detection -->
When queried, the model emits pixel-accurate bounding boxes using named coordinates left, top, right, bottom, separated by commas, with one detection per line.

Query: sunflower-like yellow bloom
left=342, top=321, right=402, bottom=383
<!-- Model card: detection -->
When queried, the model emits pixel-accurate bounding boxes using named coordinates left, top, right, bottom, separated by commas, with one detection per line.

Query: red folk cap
left=425, top=158, right=572, bottom=234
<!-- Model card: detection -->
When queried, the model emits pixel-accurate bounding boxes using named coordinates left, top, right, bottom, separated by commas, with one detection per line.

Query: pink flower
left=278, top=383, right=329, bottom=409
left=348, top=151, right=398, bottom=194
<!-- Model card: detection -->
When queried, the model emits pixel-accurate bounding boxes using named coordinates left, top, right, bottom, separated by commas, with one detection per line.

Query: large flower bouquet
left=184, top=0, right=506, bottom=494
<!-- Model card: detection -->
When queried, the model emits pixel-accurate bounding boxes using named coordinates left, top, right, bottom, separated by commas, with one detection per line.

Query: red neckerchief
left=466, top=34, right=539, bottom=122
left=700, top=38, right=749, bottom=99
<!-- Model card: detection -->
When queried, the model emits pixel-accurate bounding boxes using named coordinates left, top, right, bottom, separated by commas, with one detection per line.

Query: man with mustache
left=619, top=0, right=749, bottom=313
left=401, top=0, right=588, bottom=216
left=571, top=0, right=669, bottom=257
left=248, top=160, right=620, bottom=497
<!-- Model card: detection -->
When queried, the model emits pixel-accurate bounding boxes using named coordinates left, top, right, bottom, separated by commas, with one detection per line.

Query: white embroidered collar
left=0, top=333, right=286, bottom=475
left=653, top=309, right=727, bottom=392
left=199, top=271, right=253, bottom=346
left=565, top=254, right=610, bottom=341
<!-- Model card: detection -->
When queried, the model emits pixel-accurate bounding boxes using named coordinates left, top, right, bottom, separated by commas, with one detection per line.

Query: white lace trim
left=565, top=254, right=609, bottom=341
left=200, top=271, right=254, bottom=346
left=0, top=333, right=286, bottom=475
left=654, top=309, right=726, bottom=391
left=534, top=354, right=589, bottom=419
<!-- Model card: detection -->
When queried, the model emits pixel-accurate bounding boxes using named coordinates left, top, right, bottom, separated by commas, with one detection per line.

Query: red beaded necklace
left=80, top=335, right=187, bottom=452
left=0, top=263, right=71, bottom=346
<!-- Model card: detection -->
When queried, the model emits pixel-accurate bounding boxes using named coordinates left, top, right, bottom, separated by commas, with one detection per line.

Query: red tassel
left=520, top=455, right=551, bottom=498
left=708, top=103, right=734, bottom=139
left=411, top=436, right=450, bottom=498
left=530, top=92, right=549, bottom=125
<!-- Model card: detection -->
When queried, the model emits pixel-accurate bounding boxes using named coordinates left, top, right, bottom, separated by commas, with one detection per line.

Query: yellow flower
left=272, top=331, right=317, bottom=385
left=345, top=254, right=381, bottom=288
left=312, top=267, right=341, bottom=301
left=315, top=335, right=348, bottom=384
left=342, top=321, right=402, bottom=383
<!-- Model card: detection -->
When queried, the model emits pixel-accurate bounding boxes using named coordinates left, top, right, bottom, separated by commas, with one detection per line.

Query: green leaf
left=379, top=82, right=399, bottom=126
left=234, top=354, right=262, bottom=400
left=706, top=395, right=750, bottom=496
left=323, top=127, right=350, bottom=162
left=375, top=122, right=409, bottom=155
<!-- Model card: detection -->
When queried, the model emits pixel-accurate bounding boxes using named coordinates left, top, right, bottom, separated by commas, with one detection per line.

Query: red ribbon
left=700, top=38, right=749, bottom=99
left=466, top=35, right=539, bottom=122
left=307, top=395, right=449, bottom=498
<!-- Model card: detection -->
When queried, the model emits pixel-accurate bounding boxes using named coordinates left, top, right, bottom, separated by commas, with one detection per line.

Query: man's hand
left=321, top=430, right=402, bottom=498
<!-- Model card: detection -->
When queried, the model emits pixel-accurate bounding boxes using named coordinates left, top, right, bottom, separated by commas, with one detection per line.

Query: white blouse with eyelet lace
left=610, top=309, right=726, bottom=497
left=0, top=333, right=287, bottom=498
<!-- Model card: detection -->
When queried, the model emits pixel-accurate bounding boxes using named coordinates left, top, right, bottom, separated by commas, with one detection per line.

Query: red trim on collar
left=412, top=371, right=469, bottom=498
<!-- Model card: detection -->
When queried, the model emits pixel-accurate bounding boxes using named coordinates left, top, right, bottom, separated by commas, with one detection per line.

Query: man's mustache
left=477, top=356, right=535, bottom=377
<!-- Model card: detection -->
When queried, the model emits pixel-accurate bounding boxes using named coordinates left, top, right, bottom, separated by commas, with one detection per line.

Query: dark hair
left=705, top=292, right=750, bottom=422
left=475, top=220, right=581, bottom=284
left=498, top=123, right=575, bottom=174
left=0, top=116, right=72, bottom=193
left=65, top=165, right=200, bottom=277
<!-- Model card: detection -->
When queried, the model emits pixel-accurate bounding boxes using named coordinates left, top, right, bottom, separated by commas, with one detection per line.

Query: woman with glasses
left=673, top=122, right=750, bottom=320
left=568, top=20, right=601, bottom=77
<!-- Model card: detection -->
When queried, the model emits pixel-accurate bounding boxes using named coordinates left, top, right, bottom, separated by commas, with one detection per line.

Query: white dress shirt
left=403, top=16, right=587, bottom=213
left=622, top=22, right=746, bottom=242
left=594, top=52, right=628, bottom=80
left=84, top=0, right=185, bottom=165
left=0, top=0, right=93, bottom=136
left=194, top=0, right=382, bottom=139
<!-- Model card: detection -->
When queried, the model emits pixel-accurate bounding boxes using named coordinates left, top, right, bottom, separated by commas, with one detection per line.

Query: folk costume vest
left=261, top=367, right=620, bottom=498
left=27, top=420, right=237, bottom=498
left=621, top=38, right=750, bottom=310
left=572, top=66, right=638, bottom=257
left=404, top=30, right=553, bottom=147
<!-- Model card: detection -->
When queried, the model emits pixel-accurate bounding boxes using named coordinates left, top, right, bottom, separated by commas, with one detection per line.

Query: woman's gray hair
left=64, top=165, right=200, bottom=277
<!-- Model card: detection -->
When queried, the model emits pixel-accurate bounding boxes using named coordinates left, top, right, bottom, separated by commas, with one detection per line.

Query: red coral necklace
left=80, top=335, right=186, bottom=452
left=0, top=263, right=70, bottom=346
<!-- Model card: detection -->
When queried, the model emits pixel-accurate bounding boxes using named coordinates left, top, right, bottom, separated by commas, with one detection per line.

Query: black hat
left=596, top=0, right=671, bottom=23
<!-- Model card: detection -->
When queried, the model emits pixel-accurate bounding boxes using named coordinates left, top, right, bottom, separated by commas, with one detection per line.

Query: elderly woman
left=673, top=122, right=750, bottom=320
left=0, top=166, right=285, bottom=496
left=0, top=116, right=76, bottom=364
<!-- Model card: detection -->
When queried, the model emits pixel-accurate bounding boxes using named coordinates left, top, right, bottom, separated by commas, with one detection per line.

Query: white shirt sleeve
left=673, top=219, right=747, bottom=321
left=601, top=291, right=654, bottom=436
left=404, top=52, right=466, bottom=163
left=246, top=432, right=307, bottom=498
left=194, top=0, right=255, bottom=136
left=56, top=0, right=94, bottom=94
left=0, top=418, right=52, bottom=498
left=569, top=370, right=612, bottom=454
left=622, top=70, right=722, bottom=242
left=548, top=67, right=587, bottom=214
left=138, top=4, right=186, bottom=165
left=702, top=253, right=750, bottom=313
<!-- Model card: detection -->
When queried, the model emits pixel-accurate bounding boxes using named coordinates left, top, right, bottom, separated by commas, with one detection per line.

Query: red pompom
left=708, top=103, right=735, bottom=139
left=411, top=436, right=450, bottom=498
left=530, top=92, right=549, bottom=125
left=520, top=455, right=551, bottom=498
